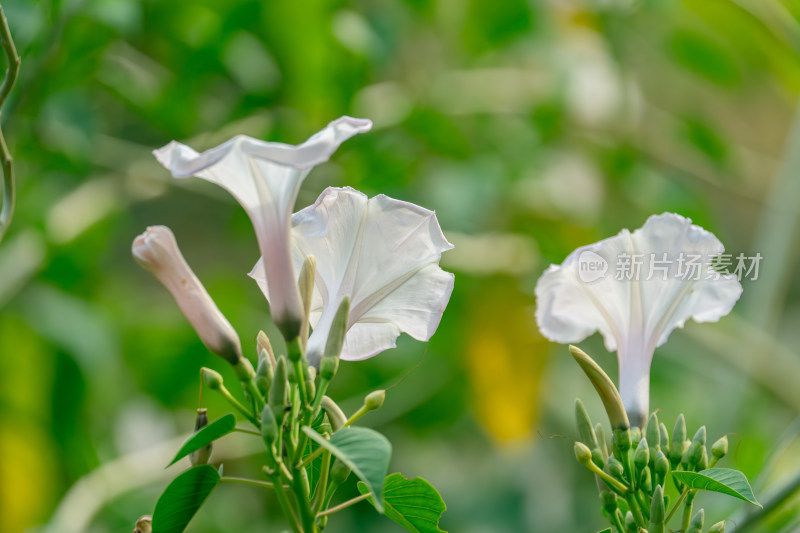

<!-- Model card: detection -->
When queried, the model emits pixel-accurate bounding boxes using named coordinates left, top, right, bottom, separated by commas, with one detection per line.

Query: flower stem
left=316, top=493, right=371, bottom=518
left=665, top=486, right=689, bottom=525
left=681, top=490, right=696, bottom=531
left=220, top=477, right=279, bottom=489
left=0, top=5, right=20, bottom=244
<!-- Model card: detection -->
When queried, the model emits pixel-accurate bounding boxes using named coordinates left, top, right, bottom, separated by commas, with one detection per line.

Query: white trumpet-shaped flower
left=535, top=213, right=742, bottom=426
left=250, top=187, right=455, bottom=365
left=133, top=225, right=242, bottom=364
left=153, top=116, right=372, bottom=339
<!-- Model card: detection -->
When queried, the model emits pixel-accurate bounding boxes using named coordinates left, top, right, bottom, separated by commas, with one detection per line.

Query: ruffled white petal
left=153, top=117, right=372, bottom=335
left=535, top=212, right=742, bottom=423
left=251, top=187, right=454, bottom=363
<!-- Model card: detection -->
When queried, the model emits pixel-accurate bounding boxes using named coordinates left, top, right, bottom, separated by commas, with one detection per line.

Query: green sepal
left=169, top=414, right=235, bottom=466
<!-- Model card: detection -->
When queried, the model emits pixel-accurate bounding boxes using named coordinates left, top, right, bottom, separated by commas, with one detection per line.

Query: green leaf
left=671, top=468, right=761, bottom=507
left=303, top=426, right=391, bottom=512
left=169, top=414, right=236, bottom=466
left=358, top=473, right=447, bottom=533
left=152, top=465, right=220, bottom=533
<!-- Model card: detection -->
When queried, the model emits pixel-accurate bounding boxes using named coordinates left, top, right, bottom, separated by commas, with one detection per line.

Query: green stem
left=301, top=447, right=325, bottom=469
left=263, top=467, right=302, bottom=533
left=217, top=385, right=260, bottom=427
left=0, top=5, right=20, bottom=244
left=681, top=491, right=696, bottom=531
left=625, top=492, right=646, bottom=528
left=220, top=477, right=279, bottom=489
left=316, top=493, right=371, bottom=518
left=665, top=487, right=689, bottom=525
left=291, top=468, right=316, bottom=533
left=312, top=451, right=332, bottom=514
left=233, top=426, right=261, bottom=436
left=343, top=405, right=370, bottom=428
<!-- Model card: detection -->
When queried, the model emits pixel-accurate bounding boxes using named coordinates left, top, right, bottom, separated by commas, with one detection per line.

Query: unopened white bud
left=133, top=226, right=242, bottom=364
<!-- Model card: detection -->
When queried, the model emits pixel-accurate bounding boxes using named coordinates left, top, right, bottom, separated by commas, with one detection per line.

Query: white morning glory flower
left=535, top=213, right=743, bottom=426
left=250, top=186, right=455, bottom=365
left=153, top=116, right=372, bottom=339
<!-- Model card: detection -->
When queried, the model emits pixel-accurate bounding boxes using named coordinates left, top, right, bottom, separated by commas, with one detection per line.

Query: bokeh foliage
left=0, top=0, right=798, bottom=531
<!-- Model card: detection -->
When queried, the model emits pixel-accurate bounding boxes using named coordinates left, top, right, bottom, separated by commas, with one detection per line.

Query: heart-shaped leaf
left=169, top=414, right=236, bottom=466
left=671, top=468, right=760, bottom=507
left=358, top=473, right=447, bottom=533
left=152, top=465, right=220, bottom=533
left=303, top=426, right=391, bottom=512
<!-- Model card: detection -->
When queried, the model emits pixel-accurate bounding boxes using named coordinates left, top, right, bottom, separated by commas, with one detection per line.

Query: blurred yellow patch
left=466, top=279, right=548, bottom=443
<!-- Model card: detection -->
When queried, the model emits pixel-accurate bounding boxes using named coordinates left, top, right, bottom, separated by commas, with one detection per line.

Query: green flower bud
left=595, top=423, right=608, bottom=459
left=257, top=331, right=277, bottom=368
left=319, top=355, right=339, bottom=381
left=305, top=378, right=316, bottom=401
left=601, top=491, right=618, bottom=515
left=256, top=353, right=274, bottom=397
left=613, top=428, right=633, bottom=454
left=321, top=395, right=347, bottom=431
left=575, top=399, right=599, bottom=448
left=314, top=296, right=350, bottom=366
left=365, top=390, right=386, bottom=411
left=709, top=520, right=726, bottom=533
left=634, top=438, right=650, bottom=470
left=591, top=447, right=605, bottom=469
left=659, top=422, right=669, bottom=451
left=298, top=255, right=316, bottom=343
left=260, top=404, right=278, bottom=445
left=696, top=446, right=709, bottom=471
left=654, top=450, right=669, bottom=478
left=631, top=426, right=642, bottom=448
left=331, top=458, right=351, bottom=484
left=692, top=426, right=707, bottom=446
left=670, top=414, right=687, bottom=465
left=269, top=356, right=288, bottom=421
left=574, top=441, right=593, bottom=465
left=646, top=413, right=660, bottom=454
left=624, top=510, right=636, bottom=533
left=712, top=436, right=728, bottom=460
left=648, top=485, right=665, bottom=533
left=641, top=465, right=652, bottom=492
left=607, top=457, right=625, bottom=480
left=202, top=367, right=224, bottom=391
left=190, top=408, right=212, bottom=466
left=569, top=346, right=630, bottom=430
left=686, top=509, right=704, bottom=533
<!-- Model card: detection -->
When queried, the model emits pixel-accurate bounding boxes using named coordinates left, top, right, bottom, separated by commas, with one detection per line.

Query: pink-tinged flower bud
left=133, top=225, right=242, bottom=364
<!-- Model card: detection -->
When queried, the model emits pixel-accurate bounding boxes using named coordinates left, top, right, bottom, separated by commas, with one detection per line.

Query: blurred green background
left=1, top=0, right=800, bottom=531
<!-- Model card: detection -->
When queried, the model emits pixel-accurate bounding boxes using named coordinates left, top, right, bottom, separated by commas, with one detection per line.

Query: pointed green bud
left=321, top=395, right=347, bottom=431
left=696, top=446, right=708, bottom=471
left=601, top=490, right=618, bottom=514
left=569, top=346, right=630, bottom=430
left=646, top=413, right=660, bottom=454
left=624, top=511, right=636, bottom=533
left=591, top=447, right=605, bottom=469
left=631, top=426, right=642, bottom=448
left=257, top=331, right=277, bottom=368
left=670, top=414, right=687, bottom=465
left=634, top=438, right=650, bottom=470
left=654, top=450, right=669, bottom=478
left=709, top=520, right=725, bottom=533
left=648, top=485, right=665, bottom=533
left=269, top=356, right=288, bottom=420
left=319, top=355, right=339, bottom=381
left=613, top=428, right=633, bottom=454
left=712, top=436, right=728, bottom=460
left=596, top=423, right=608, bottom=459
left=365, top=389, right=386, bottom=411
left=298, top=255, right=316, bottom=344
left=575, top=399, right=599, bottom=448
left=190, top=408, right=212, bottom=466
left=256, top=352, right=274, bottom=397
left=659, top=422, right=669, bottom=451
left=201, top=367, right=224, bottom=391
left=640, top=466, right=651, bottom=493
left=686, top=509, right=704, bottom=533
left=331, top=458, right=351, bottom=484
left=322, top=296, right=350, bottom=363
left=260, top=404, right=278, bottom=445
left=607, top=457, right=625, bottom=480
left=574, top=441, right=593, bottom=465
left=692, top=426, right=707, bottom=446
